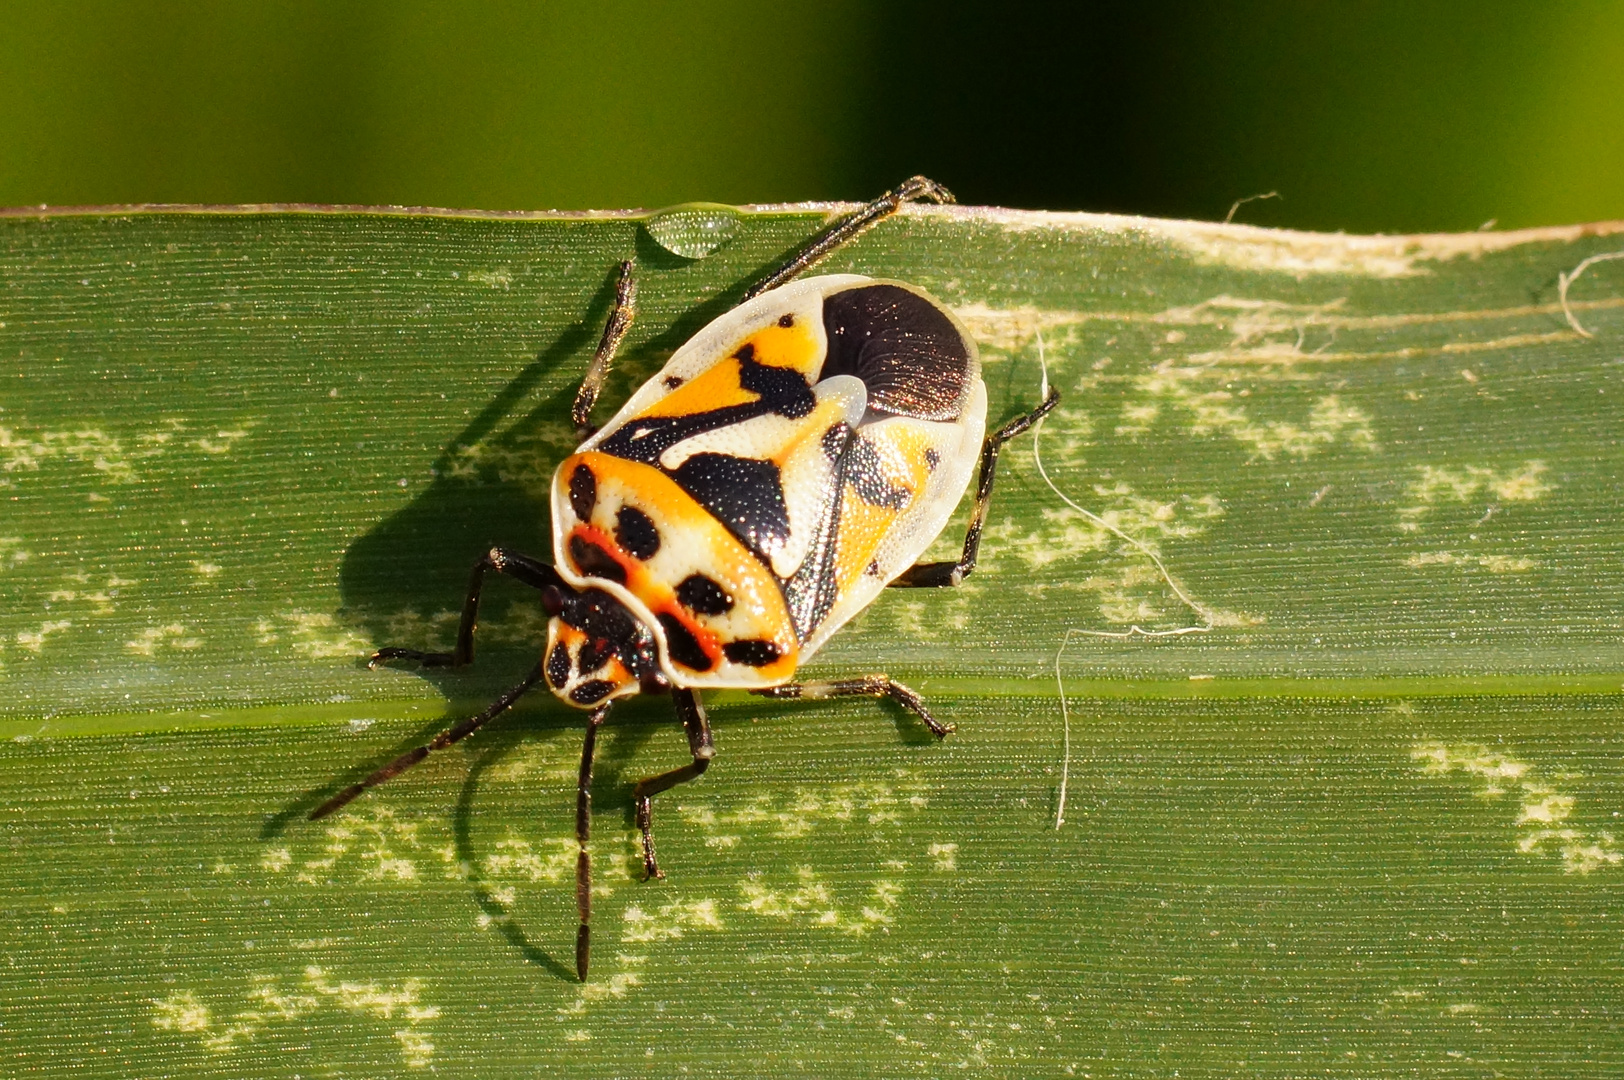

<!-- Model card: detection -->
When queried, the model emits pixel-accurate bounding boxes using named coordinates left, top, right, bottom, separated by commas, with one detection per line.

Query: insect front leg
left=371, top=547, right=565, bottom=669
left=752, top=674, right=951, bottom=738
left=631, top=687, right=714, bottom=880
left=571, top=259, right=637, bottom=440
left=574, top=701, right=612, bottom=981
left=889, top=386, right=1061, bottom=589
left=309, top=659, right=547, bottom=821
left=742, top=175, right=956, bottom=301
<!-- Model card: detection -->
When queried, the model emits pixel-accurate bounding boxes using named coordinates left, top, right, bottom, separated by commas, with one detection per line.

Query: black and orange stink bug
left=310, top=177, right=1059, bottom=979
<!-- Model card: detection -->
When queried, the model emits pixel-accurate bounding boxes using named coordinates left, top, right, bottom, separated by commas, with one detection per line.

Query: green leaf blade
left=3, top=204, right=1622, bottom=1076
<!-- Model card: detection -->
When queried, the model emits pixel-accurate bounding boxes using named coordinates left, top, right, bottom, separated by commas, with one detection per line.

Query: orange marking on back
left=743, top=320, right=820, bottom=375
left=566, top=453, right=771, bottom=542
left=636, top=318, right=819, bottom=421
left=831, top=425, right=942, bottom=591
left=636, top=357, right=754, bottom=419
left=834, top=490, right=903, bottom=593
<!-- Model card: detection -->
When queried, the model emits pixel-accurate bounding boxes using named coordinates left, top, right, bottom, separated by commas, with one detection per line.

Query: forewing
left=798, top=379, right=989, bottom=660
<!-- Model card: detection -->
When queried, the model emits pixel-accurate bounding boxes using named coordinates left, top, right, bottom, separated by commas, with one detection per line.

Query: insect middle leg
left=742, top=175, right=956, bottom=301
left=631, top=687, right=714, bottom=880
left=752, top=674, right=950, bottom=738
left=889, top=386, right=1062, bottom=589
left=371, top=546, right=565, bottom=669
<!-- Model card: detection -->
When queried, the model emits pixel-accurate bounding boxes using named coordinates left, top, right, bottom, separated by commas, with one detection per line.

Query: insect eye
left=542, top=585, right=566, bottom=616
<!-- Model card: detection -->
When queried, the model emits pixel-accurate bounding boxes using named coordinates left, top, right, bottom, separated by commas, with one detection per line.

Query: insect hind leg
left=753, top=674, right=951, bottom=738
left=631, top=688, right=714, bottom=881
left=889, top=386, right=1061, bottom=589
left=742, top=176, right=956, bottom=302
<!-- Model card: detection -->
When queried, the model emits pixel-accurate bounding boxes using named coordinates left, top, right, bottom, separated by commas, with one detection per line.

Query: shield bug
left=311, top=177, right=1059, bottom=979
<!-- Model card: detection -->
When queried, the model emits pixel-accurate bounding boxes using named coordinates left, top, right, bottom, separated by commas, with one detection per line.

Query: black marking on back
left=670, top=453, right=791, bottom=559
left=846, top=436, right=912, bottom=510
left=676, top=573, right=734, bottom=616
left=723, top=639, right=782, bottom=667
left=821, top=284, right=972, bottom=421
left=546, top=641, right=571, bottom=688
left=597, top=354, right=815, bottom=466
left=778, top=313, right=795, bottom=328
left=924, top=447, right=940, bottom=471
left=657, top=613, right=713, bottom=671
left=594, top=349, right=815, bottom=568
left=569, top=535, right=626, bottom=584
left=614, top=505, right=661, bottom=560
left=570, top=679, right=617, bottom=705
left=569, top=463, right=597, bottom=522
left=738, top=354, right=816, bottom=418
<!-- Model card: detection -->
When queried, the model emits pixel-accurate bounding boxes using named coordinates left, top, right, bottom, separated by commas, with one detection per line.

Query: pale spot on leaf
left=125, top=623, right=202, bottom=656
left=17, top=620, right=71, bottom=653
left=621, top=898, right=724, bottom=943
left=1398, top=461, right=1551, bottom=529
left=1413, top=740, right=1620, bottom=873
left=152, top=992, right=212, bottom=1034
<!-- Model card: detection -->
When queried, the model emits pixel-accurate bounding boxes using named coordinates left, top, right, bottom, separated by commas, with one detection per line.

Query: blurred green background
left=3, top=0, right=1622, bottom=232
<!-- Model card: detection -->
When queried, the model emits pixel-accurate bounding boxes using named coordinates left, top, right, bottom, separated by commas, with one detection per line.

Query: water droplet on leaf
left=644, top=203, right=741, bottom=259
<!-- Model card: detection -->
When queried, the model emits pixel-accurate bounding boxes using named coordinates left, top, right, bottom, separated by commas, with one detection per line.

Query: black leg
left=571, top=260, right=637, bottom=440
left=890, top=387, right=1061, bottom=589
left=308, top=660, right=547, bottom=821
left=631, top=687, right=714, bottom=880
left=370, top=547, right=566, bottom=669
left=753, top=674, right=951, bottom=738
left=742, top=176, right=955, bottom=302
left=575, top=701, right=611, bottom=981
